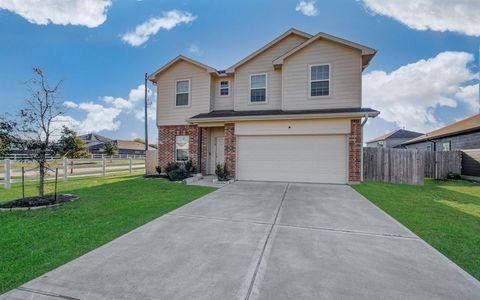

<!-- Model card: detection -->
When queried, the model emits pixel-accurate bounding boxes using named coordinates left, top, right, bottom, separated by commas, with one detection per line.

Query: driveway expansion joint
left=16, top=287, right=80, bottom=300
left=167, top=212, right=273, bottom=226
left=244, top=183, right=290, bottom=300
left=275, top=223, right=420, bottom=240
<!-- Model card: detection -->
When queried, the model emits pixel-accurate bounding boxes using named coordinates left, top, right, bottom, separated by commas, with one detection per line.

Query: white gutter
left=188, top=111, right=380, bottom=124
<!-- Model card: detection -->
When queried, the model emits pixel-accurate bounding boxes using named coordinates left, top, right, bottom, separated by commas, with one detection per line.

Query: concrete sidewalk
left=2, top=182, right=480, bottom=299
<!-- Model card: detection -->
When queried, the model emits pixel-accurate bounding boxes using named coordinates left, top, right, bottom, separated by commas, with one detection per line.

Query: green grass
left=352, top=179, right=480, bottom=281
left=0, top=172, right=215, bottom=294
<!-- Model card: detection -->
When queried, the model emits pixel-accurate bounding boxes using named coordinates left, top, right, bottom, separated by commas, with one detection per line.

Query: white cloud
left=295, top=0, right=318, bottom=17
left=134, top=101, right=156, bottom=122
left=188, top=44, right=202, bottom=55
left=456, top=84, right=480, bottom=113
left=361, top=0, right=480, bottom=36
left=121, top=10, right=197, bottom=47
left=74, top=102, right=122, bottom=133
left=363, top=51, right=477, bottom=132
left=59, top=85, right=154, bottom=134
left=102, top=84, right=151, bottom=110
left=63, top=100, right=78, bottom=109
left=0, top=0, right=111, bottom=28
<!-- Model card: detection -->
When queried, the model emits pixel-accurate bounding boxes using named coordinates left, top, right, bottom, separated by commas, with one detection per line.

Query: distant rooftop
left=367, top=129, right=423, bottom=143
left=402, top=114, right=480, bottom=145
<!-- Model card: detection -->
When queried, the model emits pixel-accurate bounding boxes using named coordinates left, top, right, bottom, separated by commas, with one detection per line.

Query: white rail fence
left=1, top=153, right=145, bottom=161
left=1, top=157, right=145, bottom=189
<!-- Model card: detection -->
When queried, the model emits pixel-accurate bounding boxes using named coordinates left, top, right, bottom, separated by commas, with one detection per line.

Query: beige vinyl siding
left=235, top=119, right=351, bottom=135
left=213, top=77, right=234, bottom=110
left=234, top=34, right=308, bottom=111
left=156, top=60, right=212, bottom=126
left=282, top=39, right=362, bottom=110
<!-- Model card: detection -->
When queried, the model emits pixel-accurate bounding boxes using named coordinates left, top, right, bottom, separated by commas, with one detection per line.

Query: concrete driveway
left=2, top=182, right=480, bottom=299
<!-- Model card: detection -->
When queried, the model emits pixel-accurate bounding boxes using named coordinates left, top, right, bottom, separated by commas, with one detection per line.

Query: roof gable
left=226, top=28, right=312, bottom=73
left=272, top=32, right=376, bottom=69
left=148, top=55, right=216, bottom=82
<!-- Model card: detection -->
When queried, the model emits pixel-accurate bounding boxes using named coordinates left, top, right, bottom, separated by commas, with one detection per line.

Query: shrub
left=184, top=159, right=196, bottom=174
left=165, top=162, right=180, bottom=173
left=155, top=166, right=162, bottom=174
left=167, top=167, right=190, bottom=181
left=447, top=172, right=461, bottom=179
left=215, top=163, right=230, bottom=181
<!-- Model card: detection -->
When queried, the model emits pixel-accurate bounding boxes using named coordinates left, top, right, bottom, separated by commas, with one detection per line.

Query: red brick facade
left=348, top=119, right=362, bottom=183
left=224, top=123, right=236, bottom=176
left=158, top=125, right=207, bottom=174
left=159, top=120, right=362, bottom=183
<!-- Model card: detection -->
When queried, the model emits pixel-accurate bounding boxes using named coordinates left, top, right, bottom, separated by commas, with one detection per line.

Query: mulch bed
left=0, top=194, right=79, bottom=210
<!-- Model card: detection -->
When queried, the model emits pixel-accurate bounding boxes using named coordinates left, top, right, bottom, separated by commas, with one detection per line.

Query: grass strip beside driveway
left=353, top=179, right=480, bottom=281
left=0, top=173, right=215, bottom=294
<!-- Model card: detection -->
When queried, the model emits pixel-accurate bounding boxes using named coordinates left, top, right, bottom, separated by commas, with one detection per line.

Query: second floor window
left=310, top=64, right=330, bottom=97
left=250, top=73, right=267, bottom=102
left=219, top=80, right=230, bottom=96
left=176, top=79, right=190, bottom=106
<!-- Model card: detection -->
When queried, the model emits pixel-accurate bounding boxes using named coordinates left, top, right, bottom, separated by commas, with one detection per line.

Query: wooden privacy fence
left=363, top=148, right=462, bottom=185
left=363, top=147, right=424, bottom=185
left=424, top=151, right=462, bottom=178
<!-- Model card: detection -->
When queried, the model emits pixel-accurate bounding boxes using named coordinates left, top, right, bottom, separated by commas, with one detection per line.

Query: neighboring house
left=80, top=133, right=154, bottom=155
left=149, top=28, right=379, bottom=184
left=79, top=133, right=113, bottom=154
left=403, top=114, right=480, bottom=151
left=116, top=140, right=156, bottom=155
left=366, top=129, right=423, bottom=148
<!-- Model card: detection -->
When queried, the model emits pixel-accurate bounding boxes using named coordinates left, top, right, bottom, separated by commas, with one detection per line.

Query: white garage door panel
left=237, top=135, right=347, bottom=184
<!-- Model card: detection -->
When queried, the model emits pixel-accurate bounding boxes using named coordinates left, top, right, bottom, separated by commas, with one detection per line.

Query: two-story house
left=149, top=28, right=379, bottom=184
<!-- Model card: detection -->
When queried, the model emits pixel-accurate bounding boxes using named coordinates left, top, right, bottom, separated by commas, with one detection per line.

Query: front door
left=215, top=137, right=225, bottom=167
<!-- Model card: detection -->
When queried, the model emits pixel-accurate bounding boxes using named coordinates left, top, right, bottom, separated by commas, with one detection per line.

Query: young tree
left=103, top=141, right=118, bottom=157
left=58, top=126, right=89, bottom=158
left=14, top=67, right=65, bottom=196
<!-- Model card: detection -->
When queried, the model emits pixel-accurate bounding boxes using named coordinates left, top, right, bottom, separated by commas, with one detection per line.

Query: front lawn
left=0, top=172, right=215, bottom=294
left=352, top=179, right=480, bottom=281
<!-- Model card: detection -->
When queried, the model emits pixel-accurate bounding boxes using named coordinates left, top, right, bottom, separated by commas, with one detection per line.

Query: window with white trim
left=250, top=74, right=267, bottom=102
left=175, top=79, right=190, bottom=106
left=219, top=80, right=230, bottom=96
left=442, top=142, right=451, bottom=151
left=310, top=64, right=330, bottom=97
left=175, top=135, right=189, bottom=161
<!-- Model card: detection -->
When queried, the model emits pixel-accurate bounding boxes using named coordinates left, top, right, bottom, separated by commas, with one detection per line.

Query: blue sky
left=0, top=0, right=478, bottom=143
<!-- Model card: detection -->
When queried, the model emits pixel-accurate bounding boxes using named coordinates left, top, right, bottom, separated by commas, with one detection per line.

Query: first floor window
left=175, top=135, right=189, bottom=161
left=310, top=64, right=330, bottom=96
left=426, top=144, right=432, bottom=151
left=250, top=74, right=267, bottom=102
left=220, top=80, right=230, bottom=96
left=442, top=142, right=451, bottom=151
left=176, top=80, right=190, bottom=106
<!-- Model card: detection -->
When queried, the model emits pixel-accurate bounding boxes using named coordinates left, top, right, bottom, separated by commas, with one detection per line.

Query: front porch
left=157, top=124, right=236, bottom=176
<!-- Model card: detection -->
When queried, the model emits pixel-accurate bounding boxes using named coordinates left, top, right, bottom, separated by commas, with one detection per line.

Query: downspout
left=360, top=114, right=369, bottom=182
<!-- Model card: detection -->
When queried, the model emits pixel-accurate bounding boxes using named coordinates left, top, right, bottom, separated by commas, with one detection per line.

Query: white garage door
left=237, top=135, right=347, bottom=184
